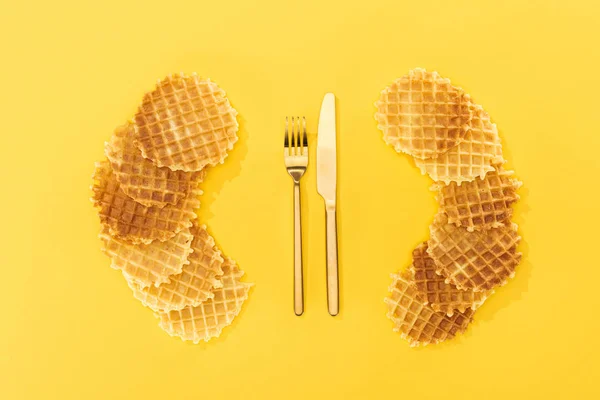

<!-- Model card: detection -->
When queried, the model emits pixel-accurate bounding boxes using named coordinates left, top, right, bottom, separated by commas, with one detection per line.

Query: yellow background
left=1, top=0, right=599, bottom=398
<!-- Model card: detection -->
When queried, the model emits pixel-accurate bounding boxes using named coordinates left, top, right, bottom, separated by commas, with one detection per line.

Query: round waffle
left=410, top=242, right=491, bottom=316
left=434, top=165, right=521, bottom=231
left=385, top=269, right=474, bottom=346
left=375, top=67, right=524, bottom=344
left=129, top=223, right=225, bottom=312
left=100, top=226, right=192, bottom=288
left=158, top=259, right=253, bottom=343
left=134, top=73, right=239, bottom=172
left=428, top=212, right=522, bottom=292
left=414, top=104, right=504, bottom=184
left=105, top=122, right=205, bottom=208
left=91, top=160, right=200, bottom=244
left=375, top=68, right=473, bottom=159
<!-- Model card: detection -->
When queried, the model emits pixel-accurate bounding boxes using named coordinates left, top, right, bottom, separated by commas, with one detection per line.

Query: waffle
left=414, top=104, right=504, bottom=184
left=375, top=68, right=473, bottom=159
left=129, top=224, right=225, bottom=312
left=158, top=259, right=252, bottom=343
left=91, top=160, right=200, bottom=244
left=100, top=225, right=192, bottom=288
left=428, top=212, right=522, bottom=292
left=134, top=73, right=239, bottom=172
left=105, top=122, right=205, bottom=208
left=410, top=242, right=491, bottom=316
left=434, top=165, right=521, bottom=231
left=385, top=269, right=474, bottom=346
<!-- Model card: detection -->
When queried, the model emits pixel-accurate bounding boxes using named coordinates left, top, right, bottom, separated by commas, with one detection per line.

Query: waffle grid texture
left=92, top=74, right=251, bottom=343
left=158, top=260, right=253, bottom=343
left=100, top=225, right=193, bottom=288
left=410, top=242, right=490, bottom=316
left=106, top=122, right=204, bottom=208
left=377, top=68, right=523, bottom=346
left=435, top=165, right=521, bottom=231
left=375, top=68, right=472, bottom=160
left=91, top=161, right=200, bottom=244
left=428, top=213, right=522, bottom=292
left=129, top=224, right=225, bottom=312
left=134, top=73, right=239, bottom=172
left=385, top=270, right=474, bottom=346
left=414, top=104, right=504, bottom=184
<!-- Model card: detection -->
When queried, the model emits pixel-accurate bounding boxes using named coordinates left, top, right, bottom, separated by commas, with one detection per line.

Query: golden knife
left=317, top=93, right=339, bottom=316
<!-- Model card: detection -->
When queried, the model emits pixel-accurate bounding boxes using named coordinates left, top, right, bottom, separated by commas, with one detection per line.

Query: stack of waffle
left=376, top=68, right=523, bottom=346
left=91, top=73, right=252, bottom=343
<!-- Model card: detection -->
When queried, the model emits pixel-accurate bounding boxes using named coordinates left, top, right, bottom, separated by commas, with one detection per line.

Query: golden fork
left=284, top=116, right=308, bottom=316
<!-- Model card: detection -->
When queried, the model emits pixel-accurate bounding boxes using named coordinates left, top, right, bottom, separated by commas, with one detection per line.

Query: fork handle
left=325, top=206, right=339, bottom=316
left=293, top=182, right=304, bottom=316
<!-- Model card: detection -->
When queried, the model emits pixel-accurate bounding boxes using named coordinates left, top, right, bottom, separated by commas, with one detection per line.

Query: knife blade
left=317, top=93, right=337, bottom=205
left=317, top=93, right=339, bottom=316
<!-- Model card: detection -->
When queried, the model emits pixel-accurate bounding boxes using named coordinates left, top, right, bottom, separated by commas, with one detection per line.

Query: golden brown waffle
left=105, top=122, right=205, bottom=208
left=158, top=259, right=252, bottom=343
left=375, top=68, right=473, bottom=159
left=428, top=212, right=522, bottom=292
left=414, top=104, right=504, bottom=184
left=91, top=160, right=200, bottom=244
left=134, top=73, right=239, bottom=172
left=99, top=225, right=192, bottom=288
left=434, top=165, right=521, bottom=231
left=129, top=224, right=224, bottom=312
left=410, top=242, right=491, bottom=316
left=385, top=269, right=474, bottom=346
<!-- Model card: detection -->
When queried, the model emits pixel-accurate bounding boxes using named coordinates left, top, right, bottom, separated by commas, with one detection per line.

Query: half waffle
left=428, top=212, right=522, bottom=292
left=434, top=165, right=521, bottom=231
left=100, top=225, right=192, bottom=288
left=105, top=122, right=205, bottom=208
left=158, top=259, right=252, bottom=343
left=410, top=242, right=491, bottom=316
left=375, top=68, right=472, bottom=159
left=385, top=269, right=474, bottom=346
left=134, top=73, right=239, bottom=172
left=129, top=224, right=224, bottom=312
left=91, top=160, right=200, bottom=244
left=414, top=104, right=504, bottom=184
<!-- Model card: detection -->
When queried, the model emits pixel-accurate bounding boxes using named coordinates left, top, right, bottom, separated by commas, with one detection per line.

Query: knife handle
left=325, top=207, right=339, bottom=316
left=293, top=183, right=304, bottom=316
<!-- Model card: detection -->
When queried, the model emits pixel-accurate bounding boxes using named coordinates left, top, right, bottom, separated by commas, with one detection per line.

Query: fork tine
left=296, top=116, right=301, bottom=154
left=296, top=116, right=300, bottom=154
left=290, top=116, right=295, bottom=153
left=290, top=116, right=294, bottom=154
left=302, top=116, right=308, bottom=147
left=284, top=116, right=309, bottom=159
left=294, top=117, right=300, bottom=156
left=284, top=117, right=290, bottom=154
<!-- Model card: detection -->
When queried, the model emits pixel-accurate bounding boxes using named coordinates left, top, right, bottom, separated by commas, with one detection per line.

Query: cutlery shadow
left=300, top=174, right=310, bottom=315
left=334, top=95, right=344, bottom=318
